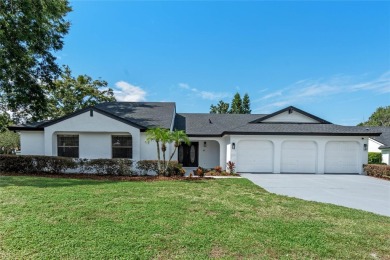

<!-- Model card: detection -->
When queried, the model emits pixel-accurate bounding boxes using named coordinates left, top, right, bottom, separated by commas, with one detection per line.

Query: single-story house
left=368, top=127, right=390, bottom=165
left=9, top=102, right=382, bottom=174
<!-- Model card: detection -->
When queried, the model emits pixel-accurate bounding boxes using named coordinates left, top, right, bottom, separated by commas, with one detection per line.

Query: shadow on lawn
left=0, top=175, right=114, bottom=188
left=0, top=174, right=212, bottom=188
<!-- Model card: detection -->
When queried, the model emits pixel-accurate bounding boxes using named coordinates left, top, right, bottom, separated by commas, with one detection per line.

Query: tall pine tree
left=242, top=93, right=251, bottom=114
left=229, top=92, right=243, bottom=114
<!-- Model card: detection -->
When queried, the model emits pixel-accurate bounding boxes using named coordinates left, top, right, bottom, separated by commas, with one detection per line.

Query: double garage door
left=237, top=140, right=360, bottom=174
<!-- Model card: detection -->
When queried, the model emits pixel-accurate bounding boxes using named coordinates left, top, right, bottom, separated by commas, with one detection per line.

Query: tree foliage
left=230, top=93, right=243, bottom=114
left=0, top=0, right=72, bottom=120
left=44, top=66, right=116, bottom=119
left=209, top=92, right=251, bottom=114
left=0, top=130, right=20, bottom=154
left=358, top=106, right=390, bottom=126
left=242, top=93, right=251, bottom=114
left=210, top=100, right=229, bottom=114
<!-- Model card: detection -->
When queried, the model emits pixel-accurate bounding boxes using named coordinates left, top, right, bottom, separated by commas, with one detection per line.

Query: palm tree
left=168, top=130, right=190, bottom=162
left=146, top=128, right=190, bottom=176
left=145, top=128, right=165, bottom=175
left=159, top=129, right=172, bottom=174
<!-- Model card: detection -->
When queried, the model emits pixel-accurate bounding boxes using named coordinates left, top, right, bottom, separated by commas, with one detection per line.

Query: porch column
left=218, top=140, right=226, bottom=168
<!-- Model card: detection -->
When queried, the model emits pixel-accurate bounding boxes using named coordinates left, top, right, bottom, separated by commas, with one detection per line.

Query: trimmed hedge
left=0, top=155, right=185, bottom=177
left=83, top=159, right=134, bottom=176
left=136, top=160, right=185, bottom=176
left=368, top=152, right=382, bottom=164
left=0, top=155, right=77, bottom=174
left=364, top=164, right=390, bottom=180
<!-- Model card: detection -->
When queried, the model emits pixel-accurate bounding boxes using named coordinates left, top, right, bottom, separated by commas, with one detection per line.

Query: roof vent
left=288, top=108, right=293, bottom=114
left=209, top=119, right=212, bottom=124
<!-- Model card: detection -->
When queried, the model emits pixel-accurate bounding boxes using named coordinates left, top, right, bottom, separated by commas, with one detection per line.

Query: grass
left=1, top=176, right=389, bottom=259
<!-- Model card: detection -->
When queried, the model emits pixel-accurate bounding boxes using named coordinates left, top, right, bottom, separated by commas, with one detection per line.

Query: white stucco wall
left=139, top=132, right=175, bottom=161
left=368, top=138, right=383, bottom=153
left=381, top=149, right=390, bottom=165
left=263, top=111, right=319, bottom=123
left=198, top=140, right=220, bottom=169
left=229, top=135, right=368, bottom=174
left=44, top=110, right=141, bottom=160
left=20, top=131, right=45, bottom=155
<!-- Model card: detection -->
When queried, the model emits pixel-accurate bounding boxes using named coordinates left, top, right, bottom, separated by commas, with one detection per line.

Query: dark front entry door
left=178, top=142, right=199, bottom=167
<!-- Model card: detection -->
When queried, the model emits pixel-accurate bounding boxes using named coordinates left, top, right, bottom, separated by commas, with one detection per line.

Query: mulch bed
left=0, top=172, right=213, bottom=182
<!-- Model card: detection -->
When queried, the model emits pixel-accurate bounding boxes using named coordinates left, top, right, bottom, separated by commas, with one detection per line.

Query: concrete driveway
left=241, top=173, right=390, bottom=217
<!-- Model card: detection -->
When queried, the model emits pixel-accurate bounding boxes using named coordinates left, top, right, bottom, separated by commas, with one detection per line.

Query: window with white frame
left=57, top=135, right=79, bottom=158
left=112, top=135, right=132, bottom=159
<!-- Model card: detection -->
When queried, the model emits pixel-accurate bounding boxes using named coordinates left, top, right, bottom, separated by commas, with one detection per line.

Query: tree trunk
left=156, top=141, right=162, bottom=175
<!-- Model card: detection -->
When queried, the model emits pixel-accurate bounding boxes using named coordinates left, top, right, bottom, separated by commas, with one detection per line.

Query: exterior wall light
left=232, top=143, right=235, bottom=149
left=204, top=141, right=207, bottom=147
left=363, top=144, right=367, bottom=151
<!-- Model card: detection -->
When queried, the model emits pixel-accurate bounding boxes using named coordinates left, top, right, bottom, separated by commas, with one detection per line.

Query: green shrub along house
left=9, top=102, right=382, bottom=174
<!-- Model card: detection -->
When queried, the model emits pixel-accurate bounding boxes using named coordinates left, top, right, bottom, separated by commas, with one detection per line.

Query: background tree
left=0, top=130, right=20, bottom=154
left=43, top=66, right=116, bottom=119
left=229, top=92, right=243, bottom=114
left=242, top=93, right=251, bottom=114
left=210, top=100, right=230, bottom=114
left=0, top=0, right=72, bottom=120
left=209, top=92, right=252, bottom=114
left=358, top=106, right=390, bottom=126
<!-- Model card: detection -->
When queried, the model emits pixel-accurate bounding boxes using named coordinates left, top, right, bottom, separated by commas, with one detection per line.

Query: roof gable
left=368, top=127, right=390, bottom=148
left=8, top=102, right=176, bottom=131
left=250, top=106, right=331, bottom=124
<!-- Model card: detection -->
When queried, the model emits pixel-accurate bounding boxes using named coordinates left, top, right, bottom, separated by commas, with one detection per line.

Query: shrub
left=0, top=154, right=35, bottom=173
left=364, top=164, right=390, bottom=179
left=136, top=160, right=184, bottom=176
left=194, top=166, right=206, bottom=177
left=227, top=161, right=235, bottom=174
left=84, top=159, right=133, bottom=176
left=368, top=152, right=382, bottom=164
left=214, top=166, right=222, bottom=173
left=0, top=155, right=77, bottom=174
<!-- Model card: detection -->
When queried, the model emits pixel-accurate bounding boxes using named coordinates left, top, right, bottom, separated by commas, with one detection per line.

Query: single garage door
left=281, top=141, right=317, bottom=173
left=325, top=141, right=360, bottom=173
left=236, top=140, right=273, bottom=172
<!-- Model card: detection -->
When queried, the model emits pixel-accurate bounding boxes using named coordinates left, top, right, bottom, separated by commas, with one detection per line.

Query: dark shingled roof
left=94, top=102, right=175, bottom=129
left=368, top=127, right=390, bottom=149
left=8, top=102, right=176, bottom=131
left=8, top=102, right=383, bottom=137
left=174, top=113, right=266, bottom=136
left=174, top=113, right=381, bottom=136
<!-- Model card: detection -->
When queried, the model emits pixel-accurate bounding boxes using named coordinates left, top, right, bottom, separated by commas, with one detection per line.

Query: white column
left=273, top=140, right=282, bottom=173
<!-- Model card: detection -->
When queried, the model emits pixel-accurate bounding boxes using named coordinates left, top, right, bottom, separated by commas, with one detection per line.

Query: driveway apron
left=241, top=173, right=390, bottom=217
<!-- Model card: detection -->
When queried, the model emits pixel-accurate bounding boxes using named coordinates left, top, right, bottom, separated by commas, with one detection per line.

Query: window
left=112, top=135, right=132, bottom=159
left=57, top=135, right=79, bottom=158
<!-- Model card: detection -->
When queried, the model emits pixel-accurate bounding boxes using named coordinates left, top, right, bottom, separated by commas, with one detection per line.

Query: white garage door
left=281, top=141, right=317, bottom=173
left=325, top=141, right=360, bottom=173
left=236, top=140, right=273, bottom=172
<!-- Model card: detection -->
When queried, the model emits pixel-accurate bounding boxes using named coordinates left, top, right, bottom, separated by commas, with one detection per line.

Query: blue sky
left=59, top=1, right=390, bottom=125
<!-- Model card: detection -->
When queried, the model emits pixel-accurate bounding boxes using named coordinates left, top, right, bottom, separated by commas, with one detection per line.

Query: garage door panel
left=237, top=140, right=273, bottom=172
left=325, top=141, right=359, bottom=173
left=281, top=141, right=317, bottom=173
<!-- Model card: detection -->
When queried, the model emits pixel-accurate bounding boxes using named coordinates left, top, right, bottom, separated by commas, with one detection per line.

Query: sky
left=58, top=0, right=390, bottom=125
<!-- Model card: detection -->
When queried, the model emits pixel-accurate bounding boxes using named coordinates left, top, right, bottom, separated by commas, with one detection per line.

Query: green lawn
left=1, top=176, right=389, bottom=259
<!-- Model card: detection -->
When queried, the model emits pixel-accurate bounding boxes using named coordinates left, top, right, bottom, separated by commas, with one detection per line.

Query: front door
left=178, top=142, right=199, bottom=167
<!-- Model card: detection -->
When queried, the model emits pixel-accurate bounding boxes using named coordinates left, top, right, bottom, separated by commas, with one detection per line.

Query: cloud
left=114, top=81, right=147, bottom=102
left=178, top=83, right=229, bottom=100
left=260, top=90, right=283, bottom=100
left=349, top=71, right=390, bottom=93
left=255, top=71, right=390, bottom=110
